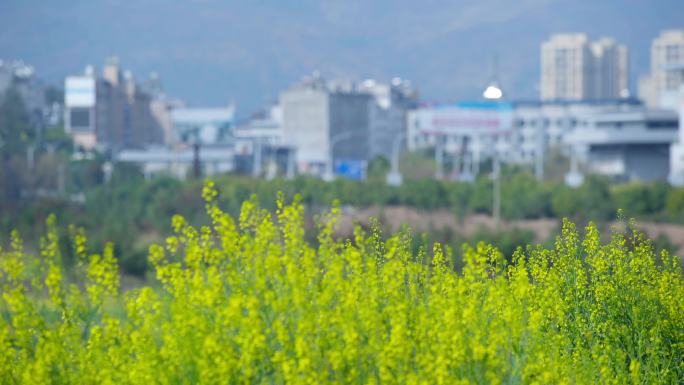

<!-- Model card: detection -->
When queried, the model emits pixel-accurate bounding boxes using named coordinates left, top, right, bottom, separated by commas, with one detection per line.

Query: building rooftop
left=171, top=106, right=235, bottom=124
left=511, top=98, right=643, bottom=107
left=116, top=145, right=235, bottom=163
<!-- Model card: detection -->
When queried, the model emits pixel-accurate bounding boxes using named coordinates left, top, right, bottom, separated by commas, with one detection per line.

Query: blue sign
left=335, top=160, right=366, bottom=181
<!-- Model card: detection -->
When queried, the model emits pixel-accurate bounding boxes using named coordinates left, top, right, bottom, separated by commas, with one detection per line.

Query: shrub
left=501, top=172, right=551, bottom=219
left=551, top=175, right=615, bottom=221
left=612, top=182, right=669, bottom=219
left=665, top=187, right=684, bottom=222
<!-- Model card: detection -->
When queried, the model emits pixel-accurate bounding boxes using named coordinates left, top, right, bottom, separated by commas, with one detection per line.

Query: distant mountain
left=1, top=0, right=682, bottom=115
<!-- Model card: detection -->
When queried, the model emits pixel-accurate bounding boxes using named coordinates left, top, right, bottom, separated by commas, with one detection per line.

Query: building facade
left=667, top=80, right=684, bottom=185
left=407, top=101, right=516, bottom=179
left=407, top=99, right=653, bottom=181
left=115, top=144, right=235, bottom=179
left=541, top=34, right=629, bottom=101
left=565, top=108, right=679, bottom=182
left=639, top=30, right=684, bottom=108
left=361, top=78, right=418, bottom=161
left=590, top=38, right=630, bottom=100
left=170, top=106, right=235, bottom=145
left=280, top=78, right=336, bottom=174
left=280, top=74, right=415, bottom=178
left=64, top=57, right=163, bottom=151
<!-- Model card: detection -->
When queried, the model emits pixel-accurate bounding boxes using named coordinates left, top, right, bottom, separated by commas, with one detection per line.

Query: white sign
left=413, top=103, right=513, bottom=136
left=65, top=76, right=96, bottom=107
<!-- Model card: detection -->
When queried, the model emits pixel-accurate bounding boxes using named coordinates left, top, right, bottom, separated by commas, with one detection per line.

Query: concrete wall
left=329, top=93, right=372, bottom=162
left=281, top=87, right=330, bottom=167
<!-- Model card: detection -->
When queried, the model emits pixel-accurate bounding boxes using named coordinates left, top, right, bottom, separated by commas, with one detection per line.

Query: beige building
left=64, top=57, right=163, bottom=150
left=639, top=30, right=684, bottom=108
left=541, top=34, right=629, bottom=101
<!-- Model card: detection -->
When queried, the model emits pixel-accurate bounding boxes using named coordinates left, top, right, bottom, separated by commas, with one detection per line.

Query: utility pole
left=453, top=136, right=462, bottom=180
left=57, top=162, right=66, bottom=195
left=27, top=145, right=36, bottom=173
left=535, top=119, right=545, bottom=180
left=324, top=132, right=353, bottom=182
left=387, top=133, right=404, bottom=186
left=435, top=136, right=444, bottom=179
left=253, top=139, right=262, bottom=178
left=565, top=148, right=584, bottom=187
left=493, top=151, right=501, bottom=228
left=26, top=145, right=36, bottom=195
left=286, top=147, right=295, bottom=179
left=193, top=143, right=201, bottom=178
left=473, top=136, right=481, bottom=177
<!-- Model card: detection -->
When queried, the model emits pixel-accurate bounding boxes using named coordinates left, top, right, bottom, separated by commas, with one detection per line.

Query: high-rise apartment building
left=639, top=30, right=684, bottom=108
left=590, top=38, right=629, bottom=99
left=541, top=34, right=629, bottom=101
left=541, top=34, right=592, bottom=101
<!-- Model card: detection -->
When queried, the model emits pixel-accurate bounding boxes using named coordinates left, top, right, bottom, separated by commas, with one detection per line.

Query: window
left=647, top=120, right=677, bottom=129
left=70, top=108, right=90, bottom=130
left=665, top=44, right=680, bottom=62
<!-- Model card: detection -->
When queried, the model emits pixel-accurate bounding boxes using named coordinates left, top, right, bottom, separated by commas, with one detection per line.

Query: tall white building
left=667, top=65, right=684, bottom=185
left=541, top=34, right=592, bottom=101
left=639, top=30, right=684, bottom=108
left=591, top=38, right=629, bottom=99
left=541, top=34, right=629, bottom=101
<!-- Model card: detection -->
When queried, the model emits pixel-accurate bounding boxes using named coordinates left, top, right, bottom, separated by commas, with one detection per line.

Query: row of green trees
left=205, top=172, right=683, bottom=222
left=3, top=167, right=683, bottom=276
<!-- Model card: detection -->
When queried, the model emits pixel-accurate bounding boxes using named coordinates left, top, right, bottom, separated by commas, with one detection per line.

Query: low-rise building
left=115, top=144, right=235, bottom=179
left=565, top=108, right=679, bottom=181
left=281, top=74, right=416, bottom=178
left=407, top=98, right=655, bottom=180
left=233, top=105, right=295, bottom=178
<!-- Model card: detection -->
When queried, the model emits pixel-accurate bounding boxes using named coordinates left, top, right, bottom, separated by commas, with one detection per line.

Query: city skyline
left=1, top=0, right=683, bottom=115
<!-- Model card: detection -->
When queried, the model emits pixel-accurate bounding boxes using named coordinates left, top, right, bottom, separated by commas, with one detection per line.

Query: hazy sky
left=1, top=0, right=683, bottom=115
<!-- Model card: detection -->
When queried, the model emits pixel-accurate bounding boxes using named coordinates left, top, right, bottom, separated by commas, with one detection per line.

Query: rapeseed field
left=1, top=181, right=682, bottom=384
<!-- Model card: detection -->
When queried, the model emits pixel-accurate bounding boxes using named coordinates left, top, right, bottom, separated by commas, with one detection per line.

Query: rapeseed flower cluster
left=1, top=181, right=682, bottom=384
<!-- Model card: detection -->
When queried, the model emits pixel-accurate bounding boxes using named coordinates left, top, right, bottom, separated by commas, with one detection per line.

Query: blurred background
left=1, top=0, right=683, bottom=280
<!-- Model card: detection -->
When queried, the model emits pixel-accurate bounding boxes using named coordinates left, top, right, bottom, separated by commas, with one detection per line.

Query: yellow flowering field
left=1, top=181, right=683, bottom=384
